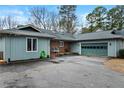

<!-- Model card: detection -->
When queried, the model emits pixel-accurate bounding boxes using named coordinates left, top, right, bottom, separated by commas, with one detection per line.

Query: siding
left=108, top=40, right=116, bottom=57
left=0, top=37, right=5, bottom=60
left=116, top=39, right=124, bottom=56
left=4, top=36, right=50, bottom=62
left=0, top=37, right=5, bottom=51
left=71, top=42, right=81, bottom=54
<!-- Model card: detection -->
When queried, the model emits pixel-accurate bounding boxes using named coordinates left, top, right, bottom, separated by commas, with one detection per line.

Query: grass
left=104, top=59, right=124, bottom=73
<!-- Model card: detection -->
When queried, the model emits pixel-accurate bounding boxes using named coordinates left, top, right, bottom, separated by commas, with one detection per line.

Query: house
left=0, top=24, right=124, bottom=63
left=0, top=25, right=55, bottom=63
left=73, top=30, right=124, bottom=57
left=42, top=29, right=124, bottom=57
left=40, top=29, right=76, bottom=57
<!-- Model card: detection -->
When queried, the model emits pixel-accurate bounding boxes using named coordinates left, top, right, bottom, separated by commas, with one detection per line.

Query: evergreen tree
left=92, top=6, right=107, bottom=30
left=59, top=5, right=77, bottom=33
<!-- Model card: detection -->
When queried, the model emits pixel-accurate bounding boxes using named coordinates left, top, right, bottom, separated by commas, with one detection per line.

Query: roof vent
left=111, top=30, right=116, bottom=34
left=111, top=28, right=117, bottom=34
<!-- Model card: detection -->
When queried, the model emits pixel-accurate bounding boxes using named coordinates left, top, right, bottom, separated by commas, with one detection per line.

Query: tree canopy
left=84, top=5, right=124, bottom=33
left=59, top=5, right=77, bottom=33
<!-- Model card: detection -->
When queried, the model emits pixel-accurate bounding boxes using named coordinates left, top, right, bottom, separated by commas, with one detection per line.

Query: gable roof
left=16, top=24, right=41, bottom=32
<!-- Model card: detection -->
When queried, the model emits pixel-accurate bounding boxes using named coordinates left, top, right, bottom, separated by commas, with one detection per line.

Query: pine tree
left=59, top=5, right=77, bottom=33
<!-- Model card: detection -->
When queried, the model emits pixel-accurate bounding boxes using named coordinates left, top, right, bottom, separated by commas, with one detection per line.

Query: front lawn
left=104, top=59, right=124, bottom=73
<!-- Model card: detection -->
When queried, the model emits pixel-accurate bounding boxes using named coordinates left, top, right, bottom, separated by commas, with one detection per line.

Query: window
left=93, top=46, right=96, bottom=49
left=97, top=46, right=100, bottom=49
left=101, top=46, right=103, bottom=49
left=82, top=46, right=84, bottom=48
left=27, top=38, right=32, bottom=51
left=26, top=38, right=38, bottom=52
left=89, top=46, right=92, bottom=49
left=59, top=41, right=64, bottom=47
left=33, top=38, right=37, bottom=51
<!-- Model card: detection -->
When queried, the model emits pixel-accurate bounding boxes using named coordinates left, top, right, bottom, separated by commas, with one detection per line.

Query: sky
left=0, top=5, right=115, bottom=26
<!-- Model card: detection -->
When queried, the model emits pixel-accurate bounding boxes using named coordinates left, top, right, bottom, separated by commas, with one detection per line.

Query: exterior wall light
left=109, top=42, right=111, bottom=46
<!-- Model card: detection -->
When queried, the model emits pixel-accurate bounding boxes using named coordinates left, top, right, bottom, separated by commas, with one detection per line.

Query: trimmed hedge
left=119, top=49, right=124, bottom=58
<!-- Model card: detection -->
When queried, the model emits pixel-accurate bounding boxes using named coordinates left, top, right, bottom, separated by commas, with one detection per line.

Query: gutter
left=0, top=32, right=55, bottom=39
left=75, top=37, right=124, bottom=42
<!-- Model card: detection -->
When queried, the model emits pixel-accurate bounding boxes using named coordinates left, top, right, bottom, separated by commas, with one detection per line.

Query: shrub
left=40, top=51, right=46, bottom=59
left=118, top=49, right=124, bottom=58
left=47, top=55, right=50, bottom=58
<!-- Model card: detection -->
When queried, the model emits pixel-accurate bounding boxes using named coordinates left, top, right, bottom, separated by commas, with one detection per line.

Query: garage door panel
left=81, top=43, right=108, bottom=56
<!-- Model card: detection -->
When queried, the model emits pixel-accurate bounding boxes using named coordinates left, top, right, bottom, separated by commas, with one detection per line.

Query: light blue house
left=0, top=25, right=54, bottom=63
left=71, top=30, right=124, bottom=57
left=0, top=24, right=124, bottom=63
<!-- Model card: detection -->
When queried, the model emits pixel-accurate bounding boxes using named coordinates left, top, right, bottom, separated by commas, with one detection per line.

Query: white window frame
left=26, top=37, right=38, bottom=52
left=59, top=41, right=64, bottom=47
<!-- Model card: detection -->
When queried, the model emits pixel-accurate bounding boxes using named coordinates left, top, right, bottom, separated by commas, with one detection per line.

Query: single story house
left=73, top=30, right=124, bottom=57
left=40, top=29, right=76, bottom=57
left=0, top=25, right=54, bottom=63
left=0, top=24, right=124, bottom=63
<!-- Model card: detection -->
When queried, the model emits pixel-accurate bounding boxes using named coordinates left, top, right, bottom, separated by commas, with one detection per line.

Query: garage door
left=81, top=43, right=108, bottom=56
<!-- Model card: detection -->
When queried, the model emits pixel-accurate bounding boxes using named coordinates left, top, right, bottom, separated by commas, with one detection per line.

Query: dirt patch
left=104, top=59, right=124, bottom=73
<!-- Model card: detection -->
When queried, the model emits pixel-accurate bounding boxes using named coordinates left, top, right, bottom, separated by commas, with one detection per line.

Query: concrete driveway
left=0, top=56, right=124, bottom=88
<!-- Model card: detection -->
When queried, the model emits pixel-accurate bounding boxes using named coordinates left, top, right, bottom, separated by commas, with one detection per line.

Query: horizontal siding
left=5, top=36, right=50, bottom=62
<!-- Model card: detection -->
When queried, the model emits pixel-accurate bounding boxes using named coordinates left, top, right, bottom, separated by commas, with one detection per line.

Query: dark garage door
left=81, top=43, right=108, bottom=56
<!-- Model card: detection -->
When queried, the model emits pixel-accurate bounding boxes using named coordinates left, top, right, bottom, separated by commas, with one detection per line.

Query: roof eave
left=76, top=37, right=124, bottom=42
left=0, top=32, right=54, bottom=39
left=52, top=38, right=77, bottom=41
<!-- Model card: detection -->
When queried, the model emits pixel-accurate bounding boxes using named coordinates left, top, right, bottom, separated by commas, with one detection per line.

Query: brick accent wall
left=50, top=40, right=71, bottom=57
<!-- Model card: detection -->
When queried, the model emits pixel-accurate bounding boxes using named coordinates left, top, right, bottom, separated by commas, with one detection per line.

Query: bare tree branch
left=28, top=7, right=60, bottom=31
left=0, top=16, right=18, bottom=29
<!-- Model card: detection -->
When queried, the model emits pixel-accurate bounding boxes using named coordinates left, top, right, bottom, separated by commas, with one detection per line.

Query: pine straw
left=0, top=60, right=6, bottom=64
left=104, top=59, right=124, bottom=73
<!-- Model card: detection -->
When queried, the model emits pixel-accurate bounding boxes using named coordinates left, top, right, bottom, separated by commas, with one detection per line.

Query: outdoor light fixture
left=109, top=42, right=111, bottom=46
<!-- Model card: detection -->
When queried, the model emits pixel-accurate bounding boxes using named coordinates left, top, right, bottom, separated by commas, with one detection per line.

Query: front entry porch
left=50, top=40, right=72, bottom=58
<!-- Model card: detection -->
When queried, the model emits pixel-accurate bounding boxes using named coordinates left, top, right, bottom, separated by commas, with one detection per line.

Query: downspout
left=115, top=39, right=117, bottom=57
left=7, top=35, right=11, bottom=63
left=3, top=37, right=6, bottom=62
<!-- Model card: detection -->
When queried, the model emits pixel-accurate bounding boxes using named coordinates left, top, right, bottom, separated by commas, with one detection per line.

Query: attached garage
left=81, top=43, right=108, bottom=56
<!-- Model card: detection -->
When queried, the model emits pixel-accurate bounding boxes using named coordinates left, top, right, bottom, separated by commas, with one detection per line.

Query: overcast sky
left=0, top=5, right=115, bottom=26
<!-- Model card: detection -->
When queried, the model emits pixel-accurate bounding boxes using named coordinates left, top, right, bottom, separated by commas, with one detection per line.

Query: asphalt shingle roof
left=75, top=30, right=124, bottom=41
left=40, top=29, right=76, bottom=41
left=0, top=29, right=55, bottom=38
left=114, top=29, right=124, bottom=36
